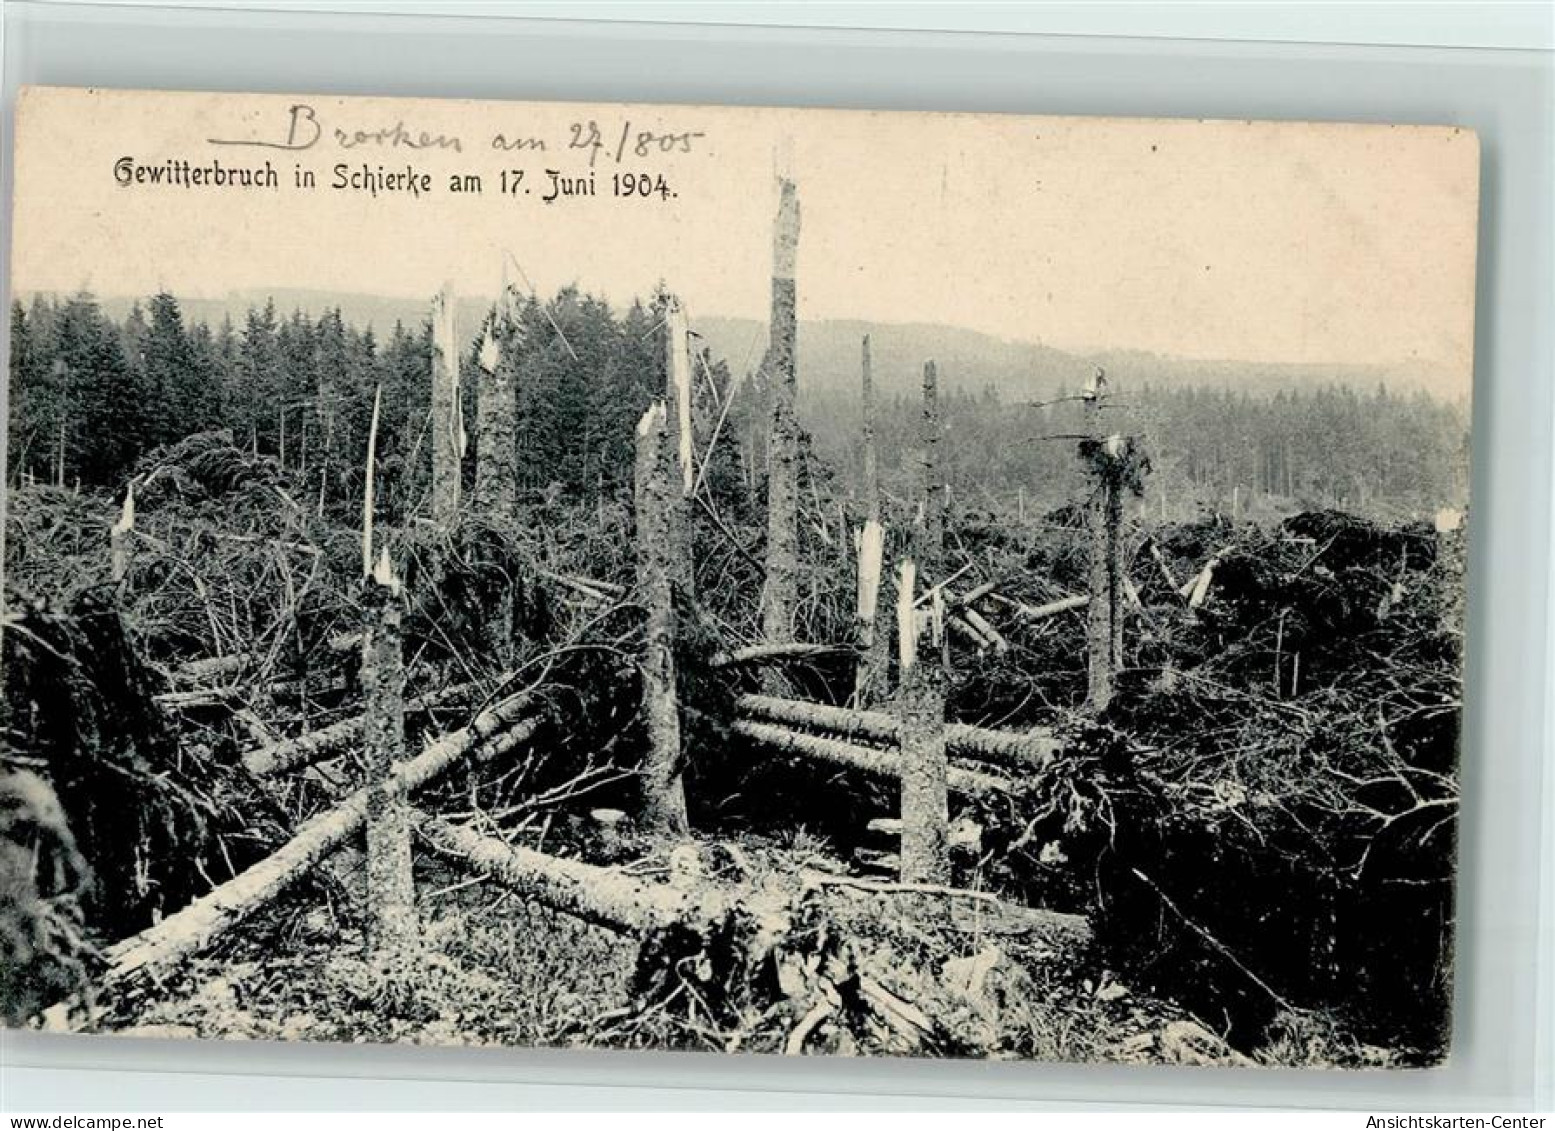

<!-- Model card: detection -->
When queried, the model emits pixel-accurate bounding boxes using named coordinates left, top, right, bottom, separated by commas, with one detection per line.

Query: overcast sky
left=11, top=87, right=1479, bottom=396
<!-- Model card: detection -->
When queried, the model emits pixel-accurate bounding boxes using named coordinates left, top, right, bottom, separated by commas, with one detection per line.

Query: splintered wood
left=473, top=300, right=520, bottom=526
left=853, top=334, right=888, bottom=706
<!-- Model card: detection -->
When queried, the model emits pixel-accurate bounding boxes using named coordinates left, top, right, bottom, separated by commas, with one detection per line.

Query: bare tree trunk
left=1084, top=396, right=1122, bottom=711
left=55, top=413, right=66, bottom=489
left=430, top=284, right=462, bottom=524
left=362, top=553, right=416, bottom=952
left=635, top=402, right=689, bottom=836
left=664, top=299, right=696, bottom=597
left=854, top=334, right=889, bottom=706
left=898, top=361, right=949, bottom=885
left=758, top=178, right=801, bottom=649
left=473, top=310, right=519, bottom=527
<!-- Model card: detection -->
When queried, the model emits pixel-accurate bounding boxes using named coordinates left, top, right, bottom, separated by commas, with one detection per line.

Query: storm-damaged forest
left=3, top=182, right=1467, bottom=1067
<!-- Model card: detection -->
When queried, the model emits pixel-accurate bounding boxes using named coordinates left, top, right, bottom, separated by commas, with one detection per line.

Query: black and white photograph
left=2, top=87, right=1479, bottom=1068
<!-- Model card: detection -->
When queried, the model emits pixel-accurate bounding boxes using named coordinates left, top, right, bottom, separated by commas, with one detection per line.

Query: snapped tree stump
left=853, top=333, right=889, bottom=706
left=898, top=361, right=950, bottom=886
left=473, top=305, right=520, bottom=528
left=429, top=283, right=463, bottom=524
left=361, top=550, right=417, bottom=952
left=635, top=402, right=690, bottom=836
left=758, top=177, right=802, bottom=652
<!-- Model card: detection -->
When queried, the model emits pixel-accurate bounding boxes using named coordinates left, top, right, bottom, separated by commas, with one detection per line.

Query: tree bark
left=430, top=284, right=462, bottom=524
left=758, top=178, right=801, bottom=649
left=635, top=402, right=689, bottom=835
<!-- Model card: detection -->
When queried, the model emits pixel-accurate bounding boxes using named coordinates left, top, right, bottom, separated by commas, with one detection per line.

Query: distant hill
left=692, top=317, right=1405, bottom=405
left=60, top=288, right=1423, bottom=403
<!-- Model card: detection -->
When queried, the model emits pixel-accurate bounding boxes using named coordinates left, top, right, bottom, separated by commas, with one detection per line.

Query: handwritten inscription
left=109, top=102, right=707, bottom=205
left=207, top=103, right=704, bottom=165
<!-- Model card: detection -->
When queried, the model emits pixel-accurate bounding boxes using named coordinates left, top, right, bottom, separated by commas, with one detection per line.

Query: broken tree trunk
left=709, top=642, right=853, bottom=669
left=109, top=483, right=135, bottom=589
left=418, top=814, right=727, bottom=936
left=472, top=311, right=521, bottom=660
left=241, top=677, right=499, bottom=777
left=361, top=550, right=417, bottom=952
left=100, top=693, right=544, bottom=992
left=758, top=177, right=801, bottom=652
left=854, top=518, right=887, bottom=703
left=473, top=309, right=519, bottom=527
left=664, top=298, right=696, bottom=597
left=898, top=361, right=949, bottom=886
left=734, top=693, right=1059, bottom=771
left=635, top=402, right=689, bottom=836
left=430, top=283, right=462, bottom=524
left=1083, top=392, right=1125, bottom=710
left=853, top=334, right=889, bottom=706
left=731, top=719, right=1009, bottom=799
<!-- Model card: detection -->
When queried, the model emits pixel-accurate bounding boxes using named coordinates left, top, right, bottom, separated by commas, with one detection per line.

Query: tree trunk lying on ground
left=417, top=814, right=728, bottom=936
left=710, top=642, right=854, bottom=669
left=242, top=677, right=505, bottom=777
left=730, top=718, right=1010, bottom=799
left=420, top=810, right=1093, bottom=1056
left=734, top=694, right=1058, bottom=771
left=169, top=633, right=361, bottom=687
left=92, top=694, right=544, bottom=998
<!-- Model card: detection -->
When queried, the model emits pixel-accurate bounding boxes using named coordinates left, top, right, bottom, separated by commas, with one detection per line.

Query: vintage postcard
left=3, top=87, right=1477, bottom=1066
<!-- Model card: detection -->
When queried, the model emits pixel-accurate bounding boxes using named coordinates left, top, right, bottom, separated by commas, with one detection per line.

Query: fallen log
left=99, top=694, right=544, bottom=992
left=710, top=642, right=855, bottom=669
left=959, top=608, right=1010, bottom=652
left=1009, top=592, right=1091, bottom=622
left=171, top=634, right=360, bottom=686
left=1184, top=554, right=1222, bottom=609
left=735, top=694, right=1058, bottom=771
left=242, top=677, right=501, bottom=777
left=731, top=719, right=1011, bottom=798
left=416, top=814, right=726, bottom=937
left=170, top=652, right=251, bottom=685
